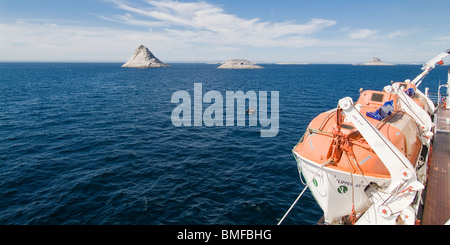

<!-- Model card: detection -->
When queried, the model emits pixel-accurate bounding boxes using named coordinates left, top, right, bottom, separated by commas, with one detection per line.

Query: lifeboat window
left=341, top=124, right=354, bottom=130
left=371, top=93, right=384, bottom=102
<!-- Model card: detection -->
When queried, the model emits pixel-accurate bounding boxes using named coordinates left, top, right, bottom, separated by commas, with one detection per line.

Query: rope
left=277, top=161, right=330, bottom=225
left=292, top=129, right=310, bottom=185
left=344, top=153, right=356, bottom=224
left=293, top=152, right=307, bottom=186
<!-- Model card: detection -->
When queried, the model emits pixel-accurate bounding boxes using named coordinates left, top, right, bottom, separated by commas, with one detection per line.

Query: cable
left=277, top=161, right=331, bottom=225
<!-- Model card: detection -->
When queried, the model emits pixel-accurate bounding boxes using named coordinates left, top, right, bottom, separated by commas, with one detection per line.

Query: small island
left=363, top=57, right=393, bottom=66
left=217, top=59, right=263, bottom=69
left=122, top=45, right=170, bottom=68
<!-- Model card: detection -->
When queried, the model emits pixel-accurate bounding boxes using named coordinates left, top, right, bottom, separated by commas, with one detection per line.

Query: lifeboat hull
left=294, top=152, right=391, bottom=224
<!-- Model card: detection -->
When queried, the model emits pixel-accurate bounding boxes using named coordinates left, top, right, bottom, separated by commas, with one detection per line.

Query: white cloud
left=107, top=0, right=337, bottom=47
left=97, top=13, right=166, bottom=27
left=349, top=29, right=379, bottom=40
left=387, top=30, right=410, bottom=39
left=386, top=28, right=424, bottom=39
left=2, top=0, right=435, bottom=63
left=0, top=21, right=176, bottom=61
left=431, top=34, right=450, bottom=44
left=0, top=0, right=342, bottom=61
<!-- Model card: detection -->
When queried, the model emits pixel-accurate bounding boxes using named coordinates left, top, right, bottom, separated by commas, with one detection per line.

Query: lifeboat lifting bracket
left=338, top=97, right=424, bottom=225
left=391, top=83, right=434, bottom=146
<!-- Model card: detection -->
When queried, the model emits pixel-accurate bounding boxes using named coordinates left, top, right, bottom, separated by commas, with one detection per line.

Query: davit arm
left=338, top=97, right=424, bottom=225
left=411, top=48, right=450, bottom=87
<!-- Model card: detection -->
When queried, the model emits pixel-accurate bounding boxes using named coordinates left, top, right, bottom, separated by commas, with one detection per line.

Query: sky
left=0, top=0, right=449, bottom=63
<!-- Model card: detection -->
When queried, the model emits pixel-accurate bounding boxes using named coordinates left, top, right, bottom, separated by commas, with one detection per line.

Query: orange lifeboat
left=292, top=89, right=424, bottom=224
left=294, top=90, right=422, bottom=179
left=391, top=81, right=433, bottom=115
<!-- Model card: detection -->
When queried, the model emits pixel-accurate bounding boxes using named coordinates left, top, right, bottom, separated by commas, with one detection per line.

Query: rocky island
left=217, top=59, right=263, bottom=69
left=363, top=57, right=393, bottom=66
left=122, top=45, right=170, bottom=68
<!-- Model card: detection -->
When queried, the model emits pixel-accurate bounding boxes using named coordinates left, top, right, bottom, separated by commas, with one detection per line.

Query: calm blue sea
left=0, top=62, right=446, bottom=225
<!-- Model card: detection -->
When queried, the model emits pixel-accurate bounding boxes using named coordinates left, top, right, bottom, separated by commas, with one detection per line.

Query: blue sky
left=0, top=0, right=449, bottom=63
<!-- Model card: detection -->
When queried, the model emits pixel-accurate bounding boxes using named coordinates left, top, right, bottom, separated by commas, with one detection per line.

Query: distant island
left=362, top=57, right=393, bottom=66
left=217, top=59, right=263, bottom=69
left=122, top=45, right=170, bottom=68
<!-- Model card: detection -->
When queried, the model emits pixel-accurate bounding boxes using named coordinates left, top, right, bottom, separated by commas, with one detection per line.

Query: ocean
left=0, top=62, right=446, bottom=225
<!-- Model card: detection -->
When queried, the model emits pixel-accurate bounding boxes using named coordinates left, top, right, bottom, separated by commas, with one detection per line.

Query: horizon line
left=0, top=60, right=430, bottom=65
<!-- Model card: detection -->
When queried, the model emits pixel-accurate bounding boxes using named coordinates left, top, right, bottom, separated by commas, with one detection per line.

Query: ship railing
left=427, top=92, right=448, bottom=107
